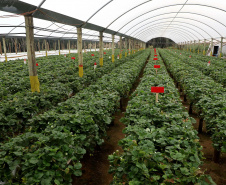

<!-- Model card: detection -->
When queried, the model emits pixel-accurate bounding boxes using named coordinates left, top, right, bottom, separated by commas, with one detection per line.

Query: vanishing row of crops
left=0, top=49, right=149, bottom=184
left=108, top=50, right=215, bottom=184
left=159, top=49, right=225, bottom=159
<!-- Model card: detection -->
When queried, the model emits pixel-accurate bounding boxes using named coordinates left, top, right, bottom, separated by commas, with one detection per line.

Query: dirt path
left=72, top=55, right=150, bottom=185
left=179, top=93, right=226, bottom=185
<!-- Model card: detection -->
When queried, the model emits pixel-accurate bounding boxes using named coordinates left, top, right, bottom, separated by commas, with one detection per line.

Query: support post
left=99, top=31, right=103, bottom=66
left=38, top=41, right=40, bottom=52
left=15, top=38, right=17, bottom=54
left=219, top=37, right=223, bottom=58
left=129, top=38, right=131, bottom=55
left=77, top=27, right=83, bottom=77
left=68, top=40, right=71, bottom=54
left=2, top=37, right=7, bottom=62
left=210, top=38, right=213, bottom=56
left=0, top=41, right=2, bottom=55
left=45, top=39, right=48, bottom=57
left=125, top=38, right=127, bottom=57
left=112, top=35, right=115, bottom=62
left=120, top=36, right=122, bottom=59
left=203, top=39, right=206, bottom=55
left=58, top=40, right=60, bottom=55
left=25, top=15, right=40, bottom=93
left=95, top=42, right=96, bottom=52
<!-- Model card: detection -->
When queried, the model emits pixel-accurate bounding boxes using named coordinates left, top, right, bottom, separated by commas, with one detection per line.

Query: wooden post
left=203, top=39, right=206, bottom=55
left=112, top=34, right=115, bottom=62
left=0, top=41, right=2, bottom=55
left=24, top=15, right=40, bottom=93
left=193, top=40, right=195, bottom=53
left=99, top=31, right=103, bottom=66
left=219, top=37, right=223, bottom=58
left=45, top=39, right=48, bottom=57
left=77, top=27, right=83, bottom=77
left=19, top=42, right=21, bottom=52
left=68, top=40, right=71, bottom=54
left=198, top=117, right=204, bottom=133
left=15, top=38, right=17, bottom=54
left=120, top=36, right=122, bottom=59
left=58, top=40, right=60, bottom=55
left=38, top=41, right=40, bottom=52
left=2, top=37, right=7, bottom=62
left=129, top=38, right=131, bottom=55
left=210, top=38, right=213, bottom=56
left=125, top=38, right=127, bottom=57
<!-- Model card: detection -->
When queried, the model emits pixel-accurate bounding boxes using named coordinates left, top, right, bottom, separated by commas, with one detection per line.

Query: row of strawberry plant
left=0, top=50, right=150, bottom=185
left=0, top=49, right=122, bottom=99
left=108, top=50, right=215, bottom=185
left=168, top=49, right=225, bottom=86
left=159, top=49, right=226, bottom=160
left=0, top=49, right=130, bottom=141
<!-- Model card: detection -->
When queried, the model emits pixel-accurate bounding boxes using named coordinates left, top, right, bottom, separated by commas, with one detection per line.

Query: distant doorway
left=213, top=46, right=219, bottom=56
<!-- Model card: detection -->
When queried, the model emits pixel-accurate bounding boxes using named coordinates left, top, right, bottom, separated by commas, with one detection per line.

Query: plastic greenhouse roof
left=0, top=0, right=226, bottom=44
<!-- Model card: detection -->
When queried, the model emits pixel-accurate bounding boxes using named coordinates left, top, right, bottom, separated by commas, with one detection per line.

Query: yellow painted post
left=219, top=37, right=223, bottom=58
left=2, top=37, right=7, bottom=62
left=77, top=27, right=83, bottom=77
left=120, top=36, right=122, bottom=59
left=203, top=39, right=206, bottom=55
left=58, top=40, right=60, bottom=55
left=112, top=34, right=115, bottom=62
left=99, top=31, right=103, bottom=66
left=25, top=15, right=40, bottom=93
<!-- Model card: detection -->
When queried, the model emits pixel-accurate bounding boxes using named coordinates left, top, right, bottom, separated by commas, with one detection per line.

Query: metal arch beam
left=145, top=33, right=188, bottom=44
left=131, top=19, right=212, bottom=39
left=129, top=17, right=219, bottom=37
left=81, top=0, right=113, bottom=28
left=137, top=26, right=191, bottom=42
left=143, top=31, right=188, bottom=44
left=103, top=0, right=152, bottom=31
left=138, top=28, right=194, bottom=41
left=136, top=24, right=199, bottom=41
left=137, top=27, right=191, bottom=42
left=118, top=11, right=226, bottom=34
left=133, top=21, right=206, bottom=40
left=141, top=33, right=187, bottom=44
left=112, top=3, right=226, bottom=36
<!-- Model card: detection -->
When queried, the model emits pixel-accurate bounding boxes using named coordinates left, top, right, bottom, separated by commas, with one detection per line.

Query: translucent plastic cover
left=1, top=0, right=226, bottom=43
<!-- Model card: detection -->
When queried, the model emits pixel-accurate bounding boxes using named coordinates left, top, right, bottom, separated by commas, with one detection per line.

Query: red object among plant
left=154, top=55, right=158, bottom=57
left=151, top=87, right=164, bottom=93
left=154, top=65, right=160, bottom=68
left=153, top=58, right=158, bottom=61
left=71, top=57, right=75, bottom=60
left=104, top=52, right=106, bottom=54
left=94, top=62, right=97, bottom=65
left=91, top=54, right=94, bottom=56
left=36, top=63, right=39, bottom=66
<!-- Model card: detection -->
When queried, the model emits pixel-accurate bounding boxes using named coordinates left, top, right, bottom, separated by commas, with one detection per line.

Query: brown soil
left=72, top=56, right=150, bottom=185
left=179, top=90, right=226, bottom=185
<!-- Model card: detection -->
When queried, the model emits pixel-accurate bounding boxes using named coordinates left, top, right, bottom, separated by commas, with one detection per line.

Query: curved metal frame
left=135, top=24, right=201, bottom=41
left=131, top=20, right=212, bottom=39
left=137, top=26, right=191, bottom=42
left=137, top=25, right=196, bottom=41
left=117, top=11, right=226, bottom=34
left=144, top=31, right=188, bottom=43
left=108, top=3, right=226, bottom=32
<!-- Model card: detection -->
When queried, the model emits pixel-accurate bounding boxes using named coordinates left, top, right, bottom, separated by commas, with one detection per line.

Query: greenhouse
left=0, top=0, right=225, bottom=184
